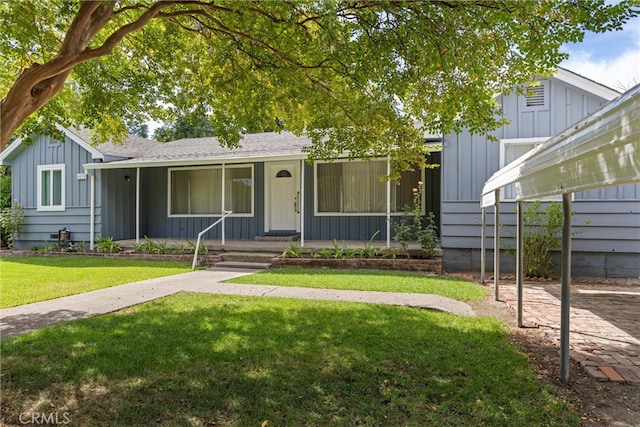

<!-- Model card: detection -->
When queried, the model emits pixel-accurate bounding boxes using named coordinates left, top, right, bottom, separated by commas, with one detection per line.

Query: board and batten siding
left=135, top=165, right=265, bottom=240
left=303, top=153, right=442, bottom=241
left=441, top=77, right=640, bottom=277
left=9, top=135, right=101, bottom=249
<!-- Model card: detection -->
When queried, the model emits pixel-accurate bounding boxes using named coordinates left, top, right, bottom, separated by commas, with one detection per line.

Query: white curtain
left=225, top=167, right=252, bottom=213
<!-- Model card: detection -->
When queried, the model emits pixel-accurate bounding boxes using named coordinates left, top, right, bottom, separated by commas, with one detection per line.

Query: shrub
left=0, top=201, right=24, bottom=249
left=393, top=181, right=440, bottom=256
left=95, top=236, right=121, bottom=253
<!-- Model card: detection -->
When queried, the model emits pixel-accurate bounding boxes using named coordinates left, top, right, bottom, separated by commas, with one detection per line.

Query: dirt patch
left=474, top=294, right=640, bottom=427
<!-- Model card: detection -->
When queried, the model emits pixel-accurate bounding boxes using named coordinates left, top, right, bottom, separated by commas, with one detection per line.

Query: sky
left=560, top=15, right=640, bottom=92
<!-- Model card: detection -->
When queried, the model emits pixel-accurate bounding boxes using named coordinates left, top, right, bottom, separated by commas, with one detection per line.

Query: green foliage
left=94, top=236, right=121, bottom=254
left=358, top=230, right=382, bottom=258
left=417, top=212, right=440, bottom=257
left=521, top=201, right=563, bottom=278
left=506, top=201, right=588, bottom=278
left=281, top=242, right=302, bottom=258
left=0, top=167, right=11, bottom=209
left=393, top=181, right=440, bottom=256
left=2, top=1, right=636, bottom=166
left=0, top=201, right=24, bottom=249
left=152, top=108, right=216, bottom=142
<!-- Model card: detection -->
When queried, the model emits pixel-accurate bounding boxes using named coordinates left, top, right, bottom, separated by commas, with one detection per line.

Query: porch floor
left=117, top=238, right=427, bottom=254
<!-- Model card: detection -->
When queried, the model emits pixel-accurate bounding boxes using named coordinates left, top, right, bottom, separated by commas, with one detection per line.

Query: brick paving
left=498, top=280, right=640, bottom=385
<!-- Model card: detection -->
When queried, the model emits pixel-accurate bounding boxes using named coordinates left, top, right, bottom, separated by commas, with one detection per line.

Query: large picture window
left=315, top=160, right=422, bottom=215
left=37, top=164, right=65, bottom=211
left=168, top=165, right=253, bottom=216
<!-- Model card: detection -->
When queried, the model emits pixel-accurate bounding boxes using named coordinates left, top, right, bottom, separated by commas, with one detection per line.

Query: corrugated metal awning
left=481, top=83, right=640, bottom=208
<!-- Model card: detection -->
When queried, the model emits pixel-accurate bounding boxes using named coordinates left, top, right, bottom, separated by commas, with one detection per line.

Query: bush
left=95, top=236, right=121, bottom=253
left=0, top=201, right=24, bottom=249
left=393, top=181, right=440, bottom=256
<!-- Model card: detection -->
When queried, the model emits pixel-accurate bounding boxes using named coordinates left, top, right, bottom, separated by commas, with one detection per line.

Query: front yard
left=0, top=256, right=190, bottom=308
left=0, top=258, right=580, bottom=425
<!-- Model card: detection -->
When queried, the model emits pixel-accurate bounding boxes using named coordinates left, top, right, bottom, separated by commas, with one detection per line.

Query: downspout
left=300, top=159, right=305, bottom=247
left=86, top=169, right=95, bottom=251
left=221, top=163, right=226, bottom=246
left=480, top=207, right=486, bottom=283
left=493, top=189, right=500, bottom=301
left=386, top=156, right=391, bottom=248
left=136, top=167, right=140, bottom=243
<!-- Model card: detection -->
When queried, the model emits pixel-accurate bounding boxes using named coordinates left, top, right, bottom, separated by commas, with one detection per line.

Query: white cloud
left=561, top=47, right=640, bottom=91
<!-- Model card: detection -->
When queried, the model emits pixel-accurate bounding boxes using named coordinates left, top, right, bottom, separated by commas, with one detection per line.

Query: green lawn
left=1, top=293, right=579, bottom=426
left=0, top=257, right=190, bottom=308
left=226, top=268, right=487, bottom=301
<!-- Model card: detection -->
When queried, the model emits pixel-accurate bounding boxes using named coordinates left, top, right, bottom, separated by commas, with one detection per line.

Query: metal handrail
left=191, top=210, right=232, bottom=270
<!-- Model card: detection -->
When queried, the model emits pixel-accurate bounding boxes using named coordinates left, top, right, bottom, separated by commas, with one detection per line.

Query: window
left=499, top=138, right=552, bottom=200
left=37, top=164, right=65, bottom=211
left=168, top=165, right=253, bottom=216
left=315, top=160, right=423, bottom=215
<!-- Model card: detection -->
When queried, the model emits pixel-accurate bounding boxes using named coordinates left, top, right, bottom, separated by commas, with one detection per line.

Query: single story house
left=1, top=67, right=638, bottom=277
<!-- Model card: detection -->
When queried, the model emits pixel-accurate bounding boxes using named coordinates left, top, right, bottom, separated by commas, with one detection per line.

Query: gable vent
left=525, top=84, right=546, bottom=107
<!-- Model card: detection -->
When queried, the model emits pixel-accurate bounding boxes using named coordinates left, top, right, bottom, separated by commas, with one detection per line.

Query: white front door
left=266, top=162, right=300, bottom=232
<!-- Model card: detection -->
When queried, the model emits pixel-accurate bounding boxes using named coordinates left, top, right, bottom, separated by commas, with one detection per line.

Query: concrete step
left=255, top=234, right=300, bottom=242
left=221, top=252, right=279, bottom=263
left=213, top=261, right=272, bottom=270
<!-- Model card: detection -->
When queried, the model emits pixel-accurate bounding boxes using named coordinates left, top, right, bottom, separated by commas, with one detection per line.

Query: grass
left=226, top=268, right=487, bottom=301
left=0, top=293, right=579, bottom=426
left=0, top=257, right=190, bottom=308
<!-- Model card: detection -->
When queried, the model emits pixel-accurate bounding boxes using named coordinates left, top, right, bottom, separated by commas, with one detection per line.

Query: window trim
left=37, top=164, right=65, bottom=212
left=499, top=137, right=566, bottom=202
left=313, top=158, right=425, bottom=217
left=167, top=164, right=254, bottom=218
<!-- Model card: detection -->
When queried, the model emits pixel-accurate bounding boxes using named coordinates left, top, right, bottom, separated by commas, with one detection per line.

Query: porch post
left=494, top=189, right=500, bottom=301
left=560, top=193, right=572, bottom=382
left=386, top=156, right=391, bottom=248
left=221, top=163, right=226, bottom=246
left=136, top=167, right=140, bottom=243
left=300, top=159, right=305, bottom=247
left=480, top=207, right=486, bottom=283
left=89, top=170, right=95, bottom=251
left=516, top=200, right=524, bottom=327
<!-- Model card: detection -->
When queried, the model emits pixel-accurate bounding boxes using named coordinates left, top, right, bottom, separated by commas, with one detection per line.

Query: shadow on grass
left=0, top=309, right=89, bottom=339
left=1, top=293, right=579, bottom=426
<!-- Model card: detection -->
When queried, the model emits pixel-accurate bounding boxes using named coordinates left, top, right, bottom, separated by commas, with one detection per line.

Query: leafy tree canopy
left=1, top=0, right=637, bottom=170
left=152, top=107, right=216, bottom=142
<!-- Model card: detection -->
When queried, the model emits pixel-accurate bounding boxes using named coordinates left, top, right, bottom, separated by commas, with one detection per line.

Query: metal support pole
left=221, top=164, right=226, bottom=246
left=386, top=156, right=391, bottom=248
left=560, top=193, right=573, bottom=382
left=300, top=159, right=305, bottom=247
left=136, top=167, right=140, bottom=243
left=480, top=208, right=486, bottom=283
left=516, top=200, right=524, bottom=327
left=494, top=189, right=500, bottom=301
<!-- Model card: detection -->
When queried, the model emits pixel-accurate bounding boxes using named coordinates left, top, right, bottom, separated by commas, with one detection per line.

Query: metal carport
left=479, top=83, right=640, bottom=382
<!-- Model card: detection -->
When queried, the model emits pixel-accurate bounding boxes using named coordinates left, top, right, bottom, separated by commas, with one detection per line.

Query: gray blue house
left=1, top=68, right=638, bottom=277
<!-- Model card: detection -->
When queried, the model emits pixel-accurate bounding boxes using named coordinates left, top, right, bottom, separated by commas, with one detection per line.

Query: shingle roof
left=70, top=128, right=163, bottom=159
left=83, top=131, right=313, bottom=167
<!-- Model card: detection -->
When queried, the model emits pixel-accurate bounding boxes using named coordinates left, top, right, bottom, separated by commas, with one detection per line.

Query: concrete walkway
left=0, top=268, right=474, bottom=339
